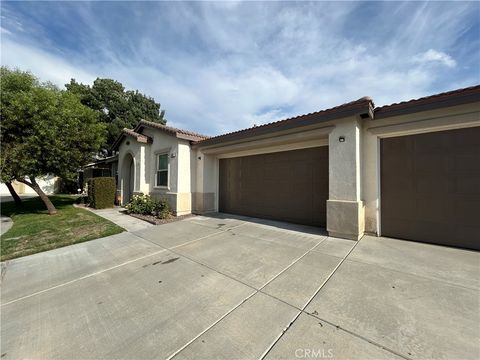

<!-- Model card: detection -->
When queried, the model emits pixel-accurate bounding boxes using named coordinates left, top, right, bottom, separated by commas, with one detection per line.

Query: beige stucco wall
left=362, top=102, right=480, bottom=235
left=327, top=116, right=365, bottom=240
left=117, top=128, right=194, bottom=214
left=117, top=100, right=479, bottom=234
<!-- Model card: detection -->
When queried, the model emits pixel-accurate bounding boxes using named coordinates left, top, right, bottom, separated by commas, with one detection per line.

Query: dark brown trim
left=194, top=100, right=372, bottom=148
left=374, top=85, right=480, bottom=119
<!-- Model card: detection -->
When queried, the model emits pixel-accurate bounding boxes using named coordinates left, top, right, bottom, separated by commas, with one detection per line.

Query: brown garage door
left=381, top=127, right=480, bottom=250
left=219, top=147, right=328, bottom=226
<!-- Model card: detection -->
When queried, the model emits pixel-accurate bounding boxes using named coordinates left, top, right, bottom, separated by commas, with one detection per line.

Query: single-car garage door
left=219, top=147, right=328, bottom=226
left=381, top=127, right=480, bottom=250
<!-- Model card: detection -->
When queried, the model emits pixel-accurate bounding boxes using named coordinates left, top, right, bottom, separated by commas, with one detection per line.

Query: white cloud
left=413, top=49, right=457, bottom=68
left=1, top=27, right=12, bottom=35
left=0, top=2, right=477, bottom=136
left=1, top=39, right=96, bottom=87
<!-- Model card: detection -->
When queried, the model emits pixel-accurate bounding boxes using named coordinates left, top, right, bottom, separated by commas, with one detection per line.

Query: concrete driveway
left=1, top=214, right=479, bottom=360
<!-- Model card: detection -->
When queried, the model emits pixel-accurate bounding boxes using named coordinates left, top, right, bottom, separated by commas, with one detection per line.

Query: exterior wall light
left=339, top=136, right=346, bottom=143
left=170, top=152, right=176, bottom=158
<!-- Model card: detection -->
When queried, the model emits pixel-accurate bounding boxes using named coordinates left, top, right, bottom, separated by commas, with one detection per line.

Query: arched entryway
left=122, top=153, right=135, bottom=204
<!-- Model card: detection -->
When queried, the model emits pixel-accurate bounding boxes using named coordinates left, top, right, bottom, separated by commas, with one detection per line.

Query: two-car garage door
left=381, top=127, right=480, bottom=250
left=218, top=127, right=479, bottom=249
left=219, top=147, right=328, bottom=226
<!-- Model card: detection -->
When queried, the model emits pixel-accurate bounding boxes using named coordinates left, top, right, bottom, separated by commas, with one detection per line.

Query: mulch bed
left=128, top=213, right=195, bottom=225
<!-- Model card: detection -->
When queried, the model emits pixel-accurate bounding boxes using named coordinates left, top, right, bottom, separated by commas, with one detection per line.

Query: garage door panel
left=416, top=176, right=448, bottom=194
left=412, top=221, right=454, bottom=246
left=382, top=155, right=414, bottom=174
left=415, top=154, right=449, bottom=175
left=415, top=195, right=449, bottom=223
left=451, top=197, right=480, bottom=225
left=381, top=127, right=480, bottom=250
left=219, top=147, right=328, bottom=227
left=453, top=153, right=480, bottom=173
left=453, top=128, right=480, bottom=146
left=453, top=176, right=480, bottom=195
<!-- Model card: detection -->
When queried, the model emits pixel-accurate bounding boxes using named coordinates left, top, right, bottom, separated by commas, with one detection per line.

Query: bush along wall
left=88, top=177, right=116, bottom=209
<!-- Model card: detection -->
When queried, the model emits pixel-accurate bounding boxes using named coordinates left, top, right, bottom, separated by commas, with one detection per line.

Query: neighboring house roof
left=135, top=120, right=210, bottom=141
left=193, top=97, right=374, bottom=147
left=374, top=85, right=480, bottom=119
left=83, top=154, right=118, bottom=169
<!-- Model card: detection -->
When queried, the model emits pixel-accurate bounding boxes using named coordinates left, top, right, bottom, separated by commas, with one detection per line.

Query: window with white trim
left=156, top=153, right=169, bottom=187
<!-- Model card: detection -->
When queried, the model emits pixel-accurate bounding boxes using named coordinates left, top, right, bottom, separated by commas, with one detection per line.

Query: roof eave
left=375, top=89, right=480, bottom=119
left=193, top=102, right=372, bottom=148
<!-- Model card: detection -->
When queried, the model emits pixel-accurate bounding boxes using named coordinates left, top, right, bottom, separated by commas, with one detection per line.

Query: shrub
left=75, top=195, right=88, bottom=204
left=125, top=193, right=156, bottom=215
left=57, top=177, right=79, bottom=194
left=125, top=194, right=173, bottom=219
left=87, top=177, right=116, bottom=209
left=154, top=199, right=173, bottom=219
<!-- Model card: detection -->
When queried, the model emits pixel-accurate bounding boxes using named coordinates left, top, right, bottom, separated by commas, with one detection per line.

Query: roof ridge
left=195, top=96, right=373, bottom=144
left=138, top=119, right=210, bottom=139
left=375, top=84, right=480, bottom=112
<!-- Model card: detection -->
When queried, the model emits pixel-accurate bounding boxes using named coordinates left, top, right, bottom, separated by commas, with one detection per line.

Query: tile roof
left=111, top=128, right=153, bottom=150
left=136, top=119, right=210, bottom=141
left=194, top=96, right=374, bottom=146
left=374, top=85, right=480, bottom=118
left=122, top=128, right=152, bottom=143
left=113, top=85, right=479, bottom=151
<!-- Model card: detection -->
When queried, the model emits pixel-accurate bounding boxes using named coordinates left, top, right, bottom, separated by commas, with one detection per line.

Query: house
left=0, top=176, right=58, bottom=196
left=80, top=154, right=119, bottom=191
left=113, top=85, right=480, bottom=250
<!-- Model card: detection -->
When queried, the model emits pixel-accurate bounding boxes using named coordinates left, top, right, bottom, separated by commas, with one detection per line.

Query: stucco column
left=327, top=117, right=365, bottom=240
left=138, top=145, right=149, bottom=193
left=192, top=151, right=216, bottom=214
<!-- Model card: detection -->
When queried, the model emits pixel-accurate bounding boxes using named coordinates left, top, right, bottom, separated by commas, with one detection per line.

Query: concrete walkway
left=1, top=214, right=478, bottom=359
left=84, top=206, right=153, bottom=232
left=0, top=215, right=13, bottom=235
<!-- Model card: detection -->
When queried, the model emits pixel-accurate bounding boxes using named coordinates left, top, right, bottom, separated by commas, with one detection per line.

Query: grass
left=1, top=195, right=124, bottom=261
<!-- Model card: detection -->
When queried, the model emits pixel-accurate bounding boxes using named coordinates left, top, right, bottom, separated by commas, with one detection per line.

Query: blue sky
left=1, top=1, right=479, bottom=135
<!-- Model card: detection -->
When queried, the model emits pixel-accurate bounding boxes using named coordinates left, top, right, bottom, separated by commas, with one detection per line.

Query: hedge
left=87, top=177, right=116, bottom=209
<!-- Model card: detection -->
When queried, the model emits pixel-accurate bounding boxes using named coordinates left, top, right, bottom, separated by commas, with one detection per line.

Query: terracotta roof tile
left=194, top=96, right=373, bottom=146
left=374, top=85, right=480, bottom=117
left=122, top=128, right=152, bottom=143
left=136, top=119, right=210, bottom=140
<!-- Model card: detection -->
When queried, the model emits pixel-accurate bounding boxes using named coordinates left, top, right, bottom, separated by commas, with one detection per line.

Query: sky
left=1, top=1, right=479, bottom=136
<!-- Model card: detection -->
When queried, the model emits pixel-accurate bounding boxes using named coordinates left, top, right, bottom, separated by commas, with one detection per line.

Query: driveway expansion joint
left=258, top=236, right=412, bottom=360
left=139, top=226, right=406, bottom=360
left=344, top=257, right=480, bottom=291
left=135, top=225, right=331, bottom=359
left=1, top=248, right=168, bottom=307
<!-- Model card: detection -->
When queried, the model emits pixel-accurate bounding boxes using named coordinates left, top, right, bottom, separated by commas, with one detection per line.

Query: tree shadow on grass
left=0, top=195, right=78, bottom=217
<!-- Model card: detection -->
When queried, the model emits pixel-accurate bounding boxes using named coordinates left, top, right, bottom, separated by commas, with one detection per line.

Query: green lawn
left=1, top=195, right=124, bottom=261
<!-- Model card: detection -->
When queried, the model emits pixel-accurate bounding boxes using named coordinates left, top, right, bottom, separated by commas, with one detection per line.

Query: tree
left=0, top=67, right=105, bottom=214
left=5, top=182, right=22, bottom=205
left=66, top=78, right=166, bottom=149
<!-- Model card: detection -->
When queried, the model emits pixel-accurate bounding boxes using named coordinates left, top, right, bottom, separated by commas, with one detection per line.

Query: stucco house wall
left=0, top=176, right=58, bottom=196
left=116, top=125, right=198, bottom=215
left=114, top=85, right=479, bottom=243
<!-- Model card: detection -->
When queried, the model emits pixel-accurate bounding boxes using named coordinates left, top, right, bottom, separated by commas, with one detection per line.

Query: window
left=156, top=153, right=169, bottom=187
